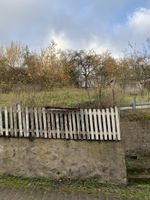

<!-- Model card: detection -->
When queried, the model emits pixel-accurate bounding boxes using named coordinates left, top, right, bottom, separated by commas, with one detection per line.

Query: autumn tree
left=0, top=42, right=27, bottom=91
left=70, top=50, right=100, bottom=89
left=58, top=50, right=79, bottom=86
left=38, top=41, right=62, bottom=87
left=94, top=52, right=119, bottom=105
left=127, top=41, right=150, bottom=84
left=118, top=58, right=133, bottom=93
left=23, top=46, right=41, bottom=85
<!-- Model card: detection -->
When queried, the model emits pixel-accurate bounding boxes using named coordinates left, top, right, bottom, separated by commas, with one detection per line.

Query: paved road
left=0, top=187, right=111, bottom=200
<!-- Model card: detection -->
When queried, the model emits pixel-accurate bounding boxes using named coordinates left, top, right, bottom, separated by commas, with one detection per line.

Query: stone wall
left=0, top=138, right=127, bottom=185
left=121, top=120, right=150, bottom=156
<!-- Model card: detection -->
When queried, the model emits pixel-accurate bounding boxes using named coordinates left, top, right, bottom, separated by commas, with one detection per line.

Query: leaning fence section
left=0, top=105, right=121, bottom=141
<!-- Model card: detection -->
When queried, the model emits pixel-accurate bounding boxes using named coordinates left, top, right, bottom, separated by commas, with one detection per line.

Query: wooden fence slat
left=72, top=111, right=77, bottom=139
left=84, top=109, right=89, bottom=132
left=4, top=106, right=9, bottom=136
left=59, top=112, right=64, bottom=139
left=42, top=108, right=47, bottom=138
left=22, top=106, right=26, bottom=137
left=34, top=107, right=39, bottom=137
left=89, top=109, right=94, bottom=140
left=64, top=112, right=69, bottom=139
left=93, top=109, right=98, bottom=140
left=115, top=107, right=121, bottom=140
left=9, top=106, right=13, bottom=137
left=102, top=109, right=107, bottom=140
left=55, top=112, right=60, bottom=139
left=38, top=108, right=43, bottom=137
left=80, top=109, right=85, bottom=139
left=13, top=106, right=17, bottom=137
left=106, top=108, right=112, bottom=140
left=97, top=109, right=103, bottom=140
left=18, top=104, right=23, bottom=137
left=0, top=108, right=3, bottom=136
left=47, top=112, right=51, bottom=138
left=51, top=111, right=55, bottom=138
left=76, top=112, right=80, bottom=139
left=84, top=109, right=90, bottom=140
left=111, top=107, right=116, bottom=140
left=29, top=108, right=34, bottom=137
left=68, top=112, right=73, bottom=139
left=25, top=106, right=29, bottom=137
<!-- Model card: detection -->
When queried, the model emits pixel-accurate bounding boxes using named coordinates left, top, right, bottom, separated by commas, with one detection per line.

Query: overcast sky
left=0, top=0, right=150, bottom=56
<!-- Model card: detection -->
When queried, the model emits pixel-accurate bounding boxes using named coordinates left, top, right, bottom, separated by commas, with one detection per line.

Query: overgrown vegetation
left=0, top=41, right=150, bottom=107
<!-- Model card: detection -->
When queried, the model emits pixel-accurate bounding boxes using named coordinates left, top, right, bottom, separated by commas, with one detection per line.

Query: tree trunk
left=84, top=76, right=88, bottom=89
left=112, top=87, right=115, bottom=105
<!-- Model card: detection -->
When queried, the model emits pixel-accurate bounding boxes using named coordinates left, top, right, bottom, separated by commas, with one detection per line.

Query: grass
left=126, top=155, right=150, bottom=169
left=120, top=109, right=150, bottom=121
left=0, top=88, right=96, bottom=108
left=0, top=176, right=150, bottom=200
left=120, top=94, right=149, bottom=104
left=0, top=87, right=149, bottom=108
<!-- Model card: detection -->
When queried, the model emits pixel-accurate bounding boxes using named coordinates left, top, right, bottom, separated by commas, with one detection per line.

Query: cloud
left=115, top=7, right=150, bottom=40
left=128, top=8, right=150, bottom=38
left=0, top=0, right=150, bottom=56
left=44, top=5, right=150, bottom=57
left=109, top=7, right=150, bottom=56
left=83, top=7, right=150, bottom=57
left=45, top=31, right=71, bottom=49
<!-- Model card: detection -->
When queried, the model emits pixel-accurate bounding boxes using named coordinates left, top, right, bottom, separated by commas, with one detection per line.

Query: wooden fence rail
left=0, top=105, right=121, bottom=141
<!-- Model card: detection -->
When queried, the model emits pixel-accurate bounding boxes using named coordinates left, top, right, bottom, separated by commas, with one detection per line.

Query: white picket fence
left=0, top=105, right=121, bottom=141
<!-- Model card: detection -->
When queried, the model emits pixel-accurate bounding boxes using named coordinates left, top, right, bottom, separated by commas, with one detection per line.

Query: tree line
left=0, top=41, right=149, bottom=94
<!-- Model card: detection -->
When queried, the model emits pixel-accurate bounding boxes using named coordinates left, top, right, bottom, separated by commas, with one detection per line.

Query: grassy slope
left=0, top=87, right=149, bottom=108
left=0, top=176, right=150, bottom=200
left=0, top=88, right=96, bottom=108
left=120, top=109, right=150, bottom=121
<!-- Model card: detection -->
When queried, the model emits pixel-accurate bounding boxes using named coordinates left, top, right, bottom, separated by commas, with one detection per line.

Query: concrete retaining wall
left=121, top=120, right=150, bottom=156
left=0, top=138, right=127, bottom=185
